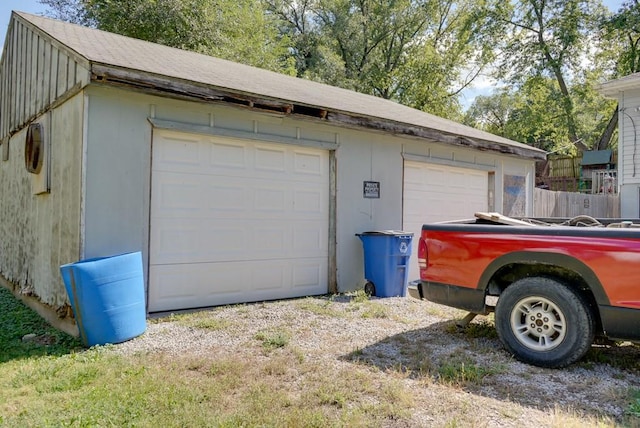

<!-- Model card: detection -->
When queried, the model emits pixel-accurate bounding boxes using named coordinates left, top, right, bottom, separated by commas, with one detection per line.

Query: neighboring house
left=0, top=11, right=545, bottom=317
left=600, top=73, right=640, bottom=216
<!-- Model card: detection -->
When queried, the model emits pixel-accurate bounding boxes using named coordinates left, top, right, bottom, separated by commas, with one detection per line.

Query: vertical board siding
left=0, top=95, right=83, bottom=306
left=534, top=188, right=620, bottom=218
left=0, top=16, right=90, bottom=140
left=0, top=15, right=90, bottom=306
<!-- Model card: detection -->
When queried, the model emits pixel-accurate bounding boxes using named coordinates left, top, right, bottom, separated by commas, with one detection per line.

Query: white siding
left=619, top=90, right=640, bottom=185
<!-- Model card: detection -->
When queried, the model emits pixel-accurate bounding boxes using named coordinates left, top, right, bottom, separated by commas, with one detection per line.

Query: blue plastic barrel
left=356, top=231, right=413, bottom=297
left=60, top=252, right=146, bottom=346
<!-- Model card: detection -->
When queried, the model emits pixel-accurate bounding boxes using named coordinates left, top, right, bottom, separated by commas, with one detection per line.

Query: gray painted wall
left=84, top=86, right=535, bottom=298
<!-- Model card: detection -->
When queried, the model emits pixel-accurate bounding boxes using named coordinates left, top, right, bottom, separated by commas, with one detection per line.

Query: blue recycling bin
left=60, top=252, right=147, bottom=347
left=356, top=231, right=413, bottom=297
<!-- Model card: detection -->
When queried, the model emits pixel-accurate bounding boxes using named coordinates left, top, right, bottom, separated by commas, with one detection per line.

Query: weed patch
left=255, top=329, right=290, bottom=350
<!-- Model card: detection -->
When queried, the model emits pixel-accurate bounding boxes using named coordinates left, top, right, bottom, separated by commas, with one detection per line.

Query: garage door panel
left=293, top=263, right=324, bottom=288
left=293, top=223, right=327, bottom=253
left=149, top=258, right=327, bottom=312
left=294, top=189, right=324, bottom=213
left=254, top=186, right=287, bottom=211
left=150, top=131, right=329, bottom=312
left=294, top=150, right=324, bottom=176
left=149, top=264, right=249, bottom=312
left=151, top=221, right=248, bottom=264
left=210, top=141, right=247, bottom=169
left=154, top=220, right=314, bottom=264
left=403, top=161, right=489, bottom=281
left=154, top=135, right=202, bottom=167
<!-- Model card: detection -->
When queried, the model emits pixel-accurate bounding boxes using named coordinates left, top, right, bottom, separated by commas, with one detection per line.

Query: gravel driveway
left=115, top=294, right=640, bottom=427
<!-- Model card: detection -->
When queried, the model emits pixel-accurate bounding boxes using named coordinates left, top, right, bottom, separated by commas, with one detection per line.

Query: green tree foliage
left=464, top=0, right=622, bottom=152
left=39, top=0, right=636, bottom=151
left=465, top=78, right=568, bottom=152
left=594, top=1, right=640, bottom=150
left=602, top=0, right=640, bottom=77
left=495, top=0, right=612, bottom=150
left=40, top=0, right=296, bottom=74
left=265, top=0, right=508, bottom=119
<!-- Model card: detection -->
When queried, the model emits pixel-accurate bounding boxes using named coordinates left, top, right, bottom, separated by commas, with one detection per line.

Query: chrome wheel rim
left=510, top=296, right=567, bottom=351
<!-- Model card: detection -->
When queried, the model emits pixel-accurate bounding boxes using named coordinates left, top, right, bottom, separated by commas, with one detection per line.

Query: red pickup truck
left=408, top=213, right=640, bottom=368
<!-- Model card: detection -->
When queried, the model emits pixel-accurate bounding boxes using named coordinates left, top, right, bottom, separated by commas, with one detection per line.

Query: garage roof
left=14, top=11, right=545, bottom=160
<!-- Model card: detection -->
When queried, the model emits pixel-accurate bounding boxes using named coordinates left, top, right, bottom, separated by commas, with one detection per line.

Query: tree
left=464, top=77, right=570, bottom=152
left=495, top=0, right=615, bottom=151
left=40, top=0, right=296, bottom=74
left=265, top=0, right=508, bottom=119
left=595, top=0, right=640, bottom=150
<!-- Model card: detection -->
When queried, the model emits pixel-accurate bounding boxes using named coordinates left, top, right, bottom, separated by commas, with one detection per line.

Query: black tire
left=495, top=276, right=595, bottom=368
left=364, top=281, right=376, bottom=297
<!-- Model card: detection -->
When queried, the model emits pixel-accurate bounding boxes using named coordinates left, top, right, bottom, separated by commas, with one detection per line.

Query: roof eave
left=599, top=74, right=640, bottom=98
left=91, top=63, right=546, bottom=161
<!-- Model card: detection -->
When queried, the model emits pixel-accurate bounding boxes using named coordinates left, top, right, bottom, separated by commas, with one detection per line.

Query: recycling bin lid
left=356, top=230, right=414, bottom=236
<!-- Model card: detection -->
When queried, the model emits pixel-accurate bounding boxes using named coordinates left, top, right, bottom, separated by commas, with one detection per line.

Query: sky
left=0, top=0, right=629, bottom=107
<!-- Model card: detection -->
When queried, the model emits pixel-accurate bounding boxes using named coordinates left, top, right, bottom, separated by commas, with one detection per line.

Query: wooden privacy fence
left=534, top=188, right=620, bottom=218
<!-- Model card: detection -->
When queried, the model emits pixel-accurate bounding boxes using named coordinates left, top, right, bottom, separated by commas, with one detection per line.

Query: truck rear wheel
left=495, top=277, right=595, bottom=368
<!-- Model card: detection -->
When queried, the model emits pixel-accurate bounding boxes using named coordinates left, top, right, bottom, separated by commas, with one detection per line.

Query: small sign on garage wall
left=363, top=181, right=380, bottom=199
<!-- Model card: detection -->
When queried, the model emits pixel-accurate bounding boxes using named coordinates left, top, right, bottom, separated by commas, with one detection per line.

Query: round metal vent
left=25, top=122, right=43, bottom=174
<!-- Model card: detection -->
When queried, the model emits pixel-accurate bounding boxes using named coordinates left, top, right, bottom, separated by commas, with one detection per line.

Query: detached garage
left=0, top=11, right=545, bottom=319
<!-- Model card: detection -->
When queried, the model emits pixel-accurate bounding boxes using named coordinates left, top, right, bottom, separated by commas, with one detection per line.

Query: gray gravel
left=112, top=295, right=640, bottom=426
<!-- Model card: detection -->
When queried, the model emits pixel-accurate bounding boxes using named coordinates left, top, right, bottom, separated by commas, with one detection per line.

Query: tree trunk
left=595, top=105, right=618, bottom=151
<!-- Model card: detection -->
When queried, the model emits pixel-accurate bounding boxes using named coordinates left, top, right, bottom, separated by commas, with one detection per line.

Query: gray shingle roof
left=17, top=11, right=544, bottom=158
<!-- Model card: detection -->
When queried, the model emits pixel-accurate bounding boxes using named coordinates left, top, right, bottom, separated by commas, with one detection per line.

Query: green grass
left=437, top=353, right=503, bottom=386
left=157, top=310, right=233, bottom=330
left=254, top=329, right=290, bottom=350
left=0, top=288, right=418, bottom=427
left=0, top=287, right=82, bottom=362
left=628, top=388, right=640, bottom=418
left=0, top=286, right=635, bottom=427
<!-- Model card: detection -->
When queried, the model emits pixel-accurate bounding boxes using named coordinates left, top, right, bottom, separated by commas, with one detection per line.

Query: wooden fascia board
left=328, top=112, right=547, bottom=161
left=90, top=63, right=294, bottom=112
left=90, top=63, right=546, bottom=161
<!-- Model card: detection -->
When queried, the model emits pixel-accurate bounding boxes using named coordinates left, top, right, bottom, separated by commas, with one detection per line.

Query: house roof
left=581, top=150, right=612, bottom=166
left=599, top=72, right=640, bottom=97
left=14, top=11, right=545, bottom=160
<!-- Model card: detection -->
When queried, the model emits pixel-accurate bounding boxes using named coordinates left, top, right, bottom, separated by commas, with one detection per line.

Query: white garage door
left=403, top=161, right=489, bottom=281
left=148, top=130, right=329, bottom=312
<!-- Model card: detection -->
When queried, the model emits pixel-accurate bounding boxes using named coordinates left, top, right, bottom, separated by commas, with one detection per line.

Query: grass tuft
left=254, top=329, right=290, bottom=350
left=437, top=353, right=502, bottom=386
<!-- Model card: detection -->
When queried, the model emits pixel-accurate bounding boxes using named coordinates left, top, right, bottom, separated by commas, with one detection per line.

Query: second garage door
left=148, top=130, right=329, bottom=312
left=403, top=161, right=489, bottom=281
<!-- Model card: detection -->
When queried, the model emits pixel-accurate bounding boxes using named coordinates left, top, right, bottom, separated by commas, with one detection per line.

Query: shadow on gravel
left=341, top=317, right=640, bottom=421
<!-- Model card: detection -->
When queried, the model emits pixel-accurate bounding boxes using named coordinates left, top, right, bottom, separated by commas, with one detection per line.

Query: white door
left=403, top=161, right=489, bottom=281
left=148, top=130, right=329, bottom=312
